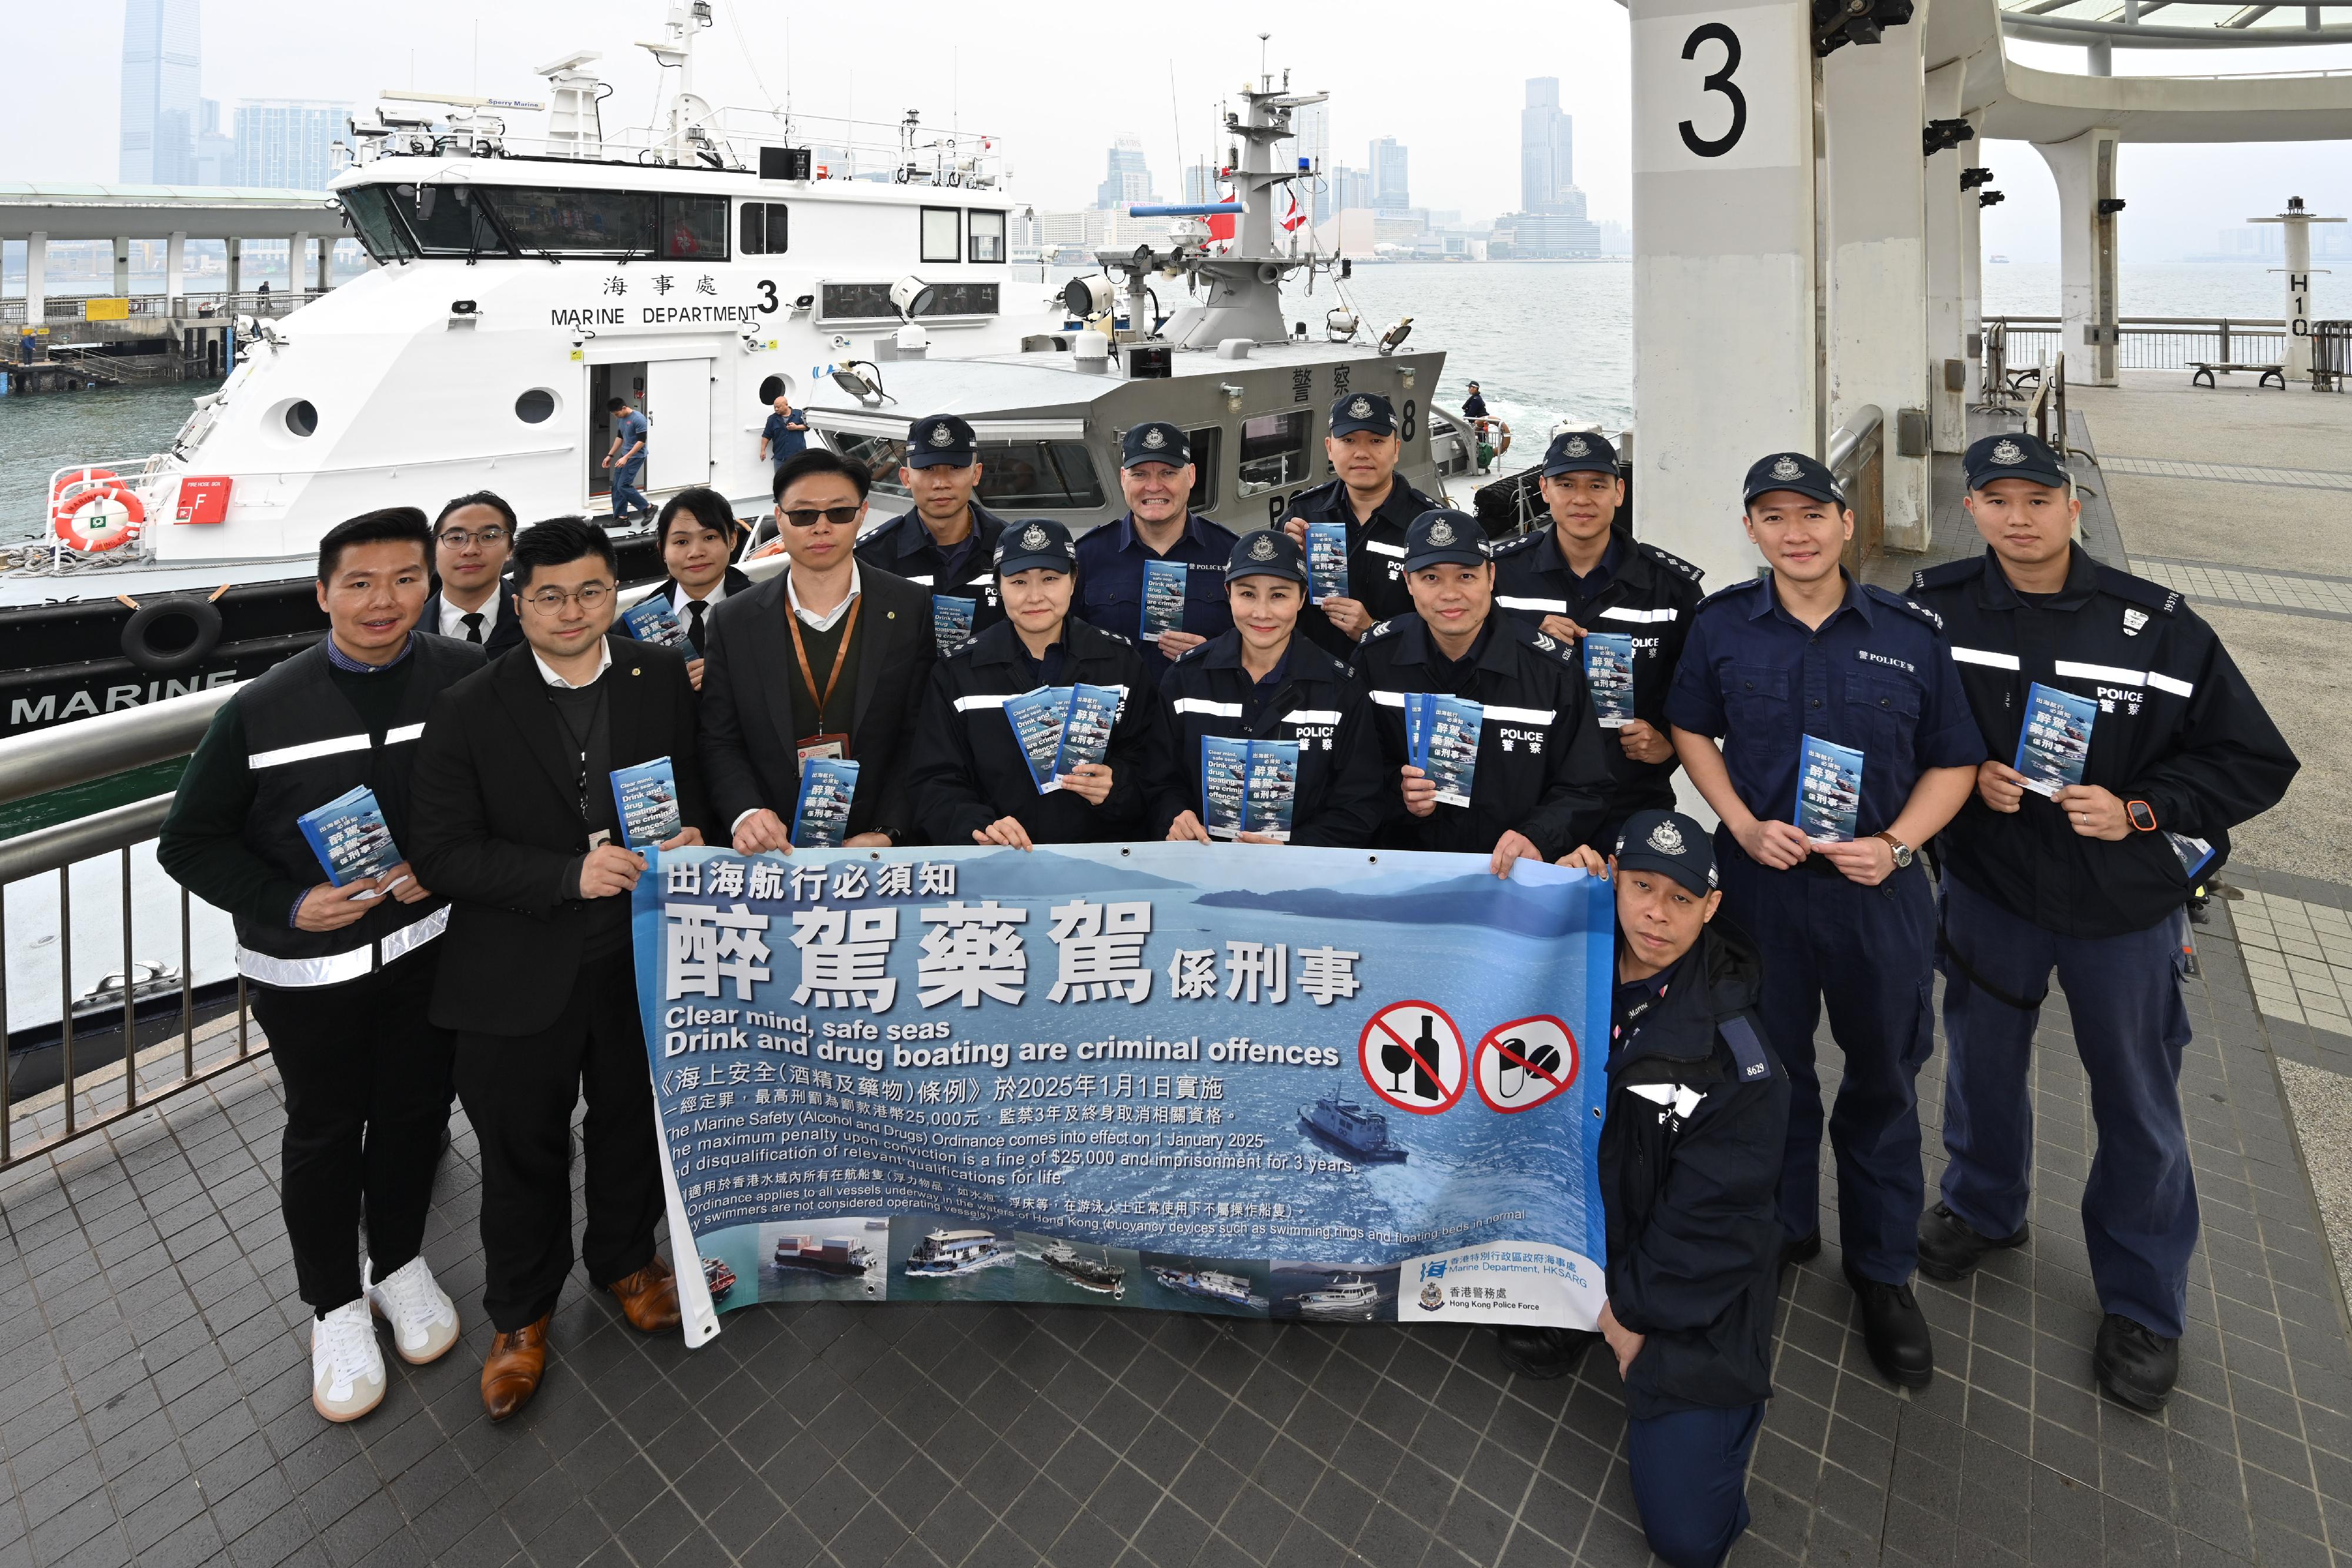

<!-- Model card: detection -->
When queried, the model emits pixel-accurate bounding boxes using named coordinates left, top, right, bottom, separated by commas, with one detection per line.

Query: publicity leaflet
left=930, top=595, right=975, bottom=654
left=2170, top=833, right=2218, bottom=881
left=296, top=785, right=403, bottom=898
left=1003, top=686, right=1074, bottom=794
left=1795, top=734, right=1863, bottom=843
left=1198, top=736, right=1299, bottom=840
left=1582, top=633, right=1635, bottom=730
left=1306, top=522, right=1349, bottom=604
left=1053, top=684, right=1120, bottom=779
left=1406, top=694, right=1483, bottom=809
left=2014, top=682, right=2097, bottom=798
left=792, top=758, right=860, bottom=850
left=621, top=599, right=688, bottom=648
left=610, top=757, right=684, bottom=850
left=1140, top=560, right=1188, bottom=643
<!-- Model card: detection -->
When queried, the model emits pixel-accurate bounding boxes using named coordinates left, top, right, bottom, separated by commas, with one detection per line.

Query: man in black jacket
left=1496, top=810, right=1788, bottom=1568
left=409, top=517, right=710, bottom=1421
left=159, top=507, right=481, bottom=1425
left=1278, top=393, right=1442, bottom=660
left=701, top=449, right=933, bottom=854
left=422, top=491, right=524, bottom=655
left=1909, top=432, right=2299, bottom=1410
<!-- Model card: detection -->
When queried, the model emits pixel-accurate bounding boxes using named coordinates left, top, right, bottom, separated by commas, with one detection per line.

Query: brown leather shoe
left=480, top=1313, right=551, bottom=1422
left=606, top=1256, right=681, bottom=1333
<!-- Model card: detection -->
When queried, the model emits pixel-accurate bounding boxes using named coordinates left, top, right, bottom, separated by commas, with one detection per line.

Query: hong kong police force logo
left=1349, top=397, right=1373, bottom=420
left=1428, top=519, right=1456, bottom=547
left=1142, top=426, right=1167, bottom=450
left=930, top=423, right=953, bottom=447
left=1248, top=534, right=1278, bottom=561
left=1992, top=438, right=2024, bottom=466
left=1771, top=455, right=1803, bottom=482
left=1648, top=818, right=1688, bottom=857
left=1020, top=524, right=1049, bottom=550
left=1565, top=435, right=1590, bottom=459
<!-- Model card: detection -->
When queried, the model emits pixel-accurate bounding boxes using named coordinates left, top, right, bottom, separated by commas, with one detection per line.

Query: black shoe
left=1495, top=1327, right=1599, bottom=1382
left=1843, top=1261, right=1935, bottom=1389
left=1780, top=1231, right=1822, bottom=1272
left=1916, top=1203, right=2029, bottom=1282
left=2094, top=1315, right=2180, bottom=1411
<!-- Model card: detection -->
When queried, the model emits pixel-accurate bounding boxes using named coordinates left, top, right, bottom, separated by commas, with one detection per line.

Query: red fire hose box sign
left=174, top=476, right=232, bottom=524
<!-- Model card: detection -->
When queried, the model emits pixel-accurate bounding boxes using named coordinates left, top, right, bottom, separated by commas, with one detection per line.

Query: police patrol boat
left=904, top=1228, right=1014, bottom=1276
left=1298, top=1090, right=1409, bottom=1163
left=1291, top=1272, right=1381, bottom=1321
left=1148, top=1266, right=1264, bottom=1309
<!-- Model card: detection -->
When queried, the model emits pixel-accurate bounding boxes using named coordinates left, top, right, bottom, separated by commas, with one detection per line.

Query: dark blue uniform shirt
left=1073, top=511, right=1238, bottom=687
left=1665, top=573, right=1984, bottom=840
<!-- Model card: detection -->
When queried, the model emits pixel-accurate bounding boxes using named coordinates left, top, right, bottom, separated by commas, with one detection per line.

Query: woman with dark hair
left=624, top=486, right=752, bottom=686
left=423, top=490, right=523, bottom=654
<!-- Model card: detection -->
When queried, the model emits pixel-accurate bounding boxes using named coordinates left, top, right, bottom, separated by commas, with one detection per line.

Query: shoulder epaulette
left=1633, top=541, right=1704, bottom=583
left=1908, top=557, right=1980, bottom=595
left=1489, top=530, right=1546, bottom=560
left=1171, top=640, right=1211, bottom=663
left=1528, top=628, right=1579, bottom=666
left=1365, top=618, right=1397, bottom=640
left=944, top=636, right=977, bottom=658
left=1862, top=583, right=1945, bottom=632
left=2092, top=563, right=2183, bottom=616
left=1693, top=576, right=1766, bottom=613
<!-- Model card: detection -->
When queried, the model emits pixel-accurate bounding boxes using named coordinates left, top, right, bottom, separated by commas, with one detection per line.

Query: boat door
left=586, top=361, right=646, bottom=504
left=643, top=357, right=715, bottom=494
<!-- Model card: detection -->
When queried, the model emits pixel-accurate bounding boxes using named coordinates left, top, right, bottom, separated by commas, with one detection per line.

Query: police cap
left=1541, top=429, right=1619, bottom=478
left=994, top=518, right=1077, bottom=576
left=1963, top=431, right=2067, bottom=492
left=1328, top=392, right=1399, bottom=439
left=1613, top=810, right=1718, bottom=895
left=1742, top=451, right=1844, bottom=509
left=1226, top=528, right=1308, bottom=586
left=1402, top=509, right=1493, bottom=571
left=1121, top=422, right=1191, bottom=469
left=906, top=413, right=978, bottom=469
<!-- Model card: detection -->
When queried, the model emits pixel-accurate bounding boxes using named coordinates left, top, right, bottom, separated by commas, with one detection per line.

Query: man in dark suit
left=628, top=486, right=754, bottom=690
left=701, top=448, right=934, bottom=852
left=409, top=516, right=711, bottom=1421
left=422, top=492, right=524, bottom=656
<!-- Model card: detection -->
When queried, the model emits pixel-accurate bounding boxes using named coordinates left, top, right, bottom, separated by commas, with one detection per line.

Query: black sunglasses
left=781, top=506, right=861, bottom=529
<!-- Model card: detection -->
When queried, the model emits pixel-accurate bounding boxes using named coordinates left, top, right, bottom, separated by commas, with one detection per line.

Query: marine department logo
left=930, top=423, right=954, bottom=447
left=1248, top=533, right=1279, bottom=561
left=2122, top=607, right=2150, bottom=637
left=1770, top=455, right=1803, bottom=482
left=1020, top=524, right=1050, bottom=550
left=1647, top=818, right=1688, bottom=857
left=1565, top=435, right=1590, bottom=458
left=1991, top=438, right=2025, bottom=466
left=1428, top=519, right=1457, bottom=547
left=1142, top=426, right=1167, bottom=450
left=1348, top=396, right=1374, bottom=420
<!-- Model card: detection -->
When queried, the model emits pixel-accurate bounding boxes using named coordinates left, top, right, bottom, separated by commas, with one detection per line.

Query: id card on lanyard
left=790, top=596, right=861, bottom=765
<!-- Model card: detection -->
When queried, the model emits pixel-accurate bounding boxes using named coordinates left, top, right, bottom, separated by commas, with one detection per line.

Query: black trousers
left=456, top=958, right=663, bottom=1332
left=249, top=947, right=454, bottom=1316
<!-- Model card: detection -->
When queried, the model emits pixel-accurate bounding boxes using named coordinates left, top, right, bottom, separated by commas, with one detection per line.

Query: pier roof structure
left=0, top=185, right=336, bottom=245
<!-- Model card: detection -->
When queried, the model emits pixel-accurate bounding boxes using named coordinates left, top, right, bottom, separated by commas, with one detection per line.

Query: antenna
left=1258, top=32, right=1271, bottom=88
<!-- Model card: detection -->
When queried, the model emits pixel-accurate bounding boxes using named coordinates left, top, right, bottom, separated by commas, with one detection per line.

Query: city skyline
left=118, top=0, right=202, bottom=184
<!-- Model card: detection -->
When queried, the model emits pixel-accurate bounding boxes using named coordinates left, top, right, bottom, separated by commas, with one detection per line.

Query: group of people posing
left=156, top=390, right=2295, bottom=1568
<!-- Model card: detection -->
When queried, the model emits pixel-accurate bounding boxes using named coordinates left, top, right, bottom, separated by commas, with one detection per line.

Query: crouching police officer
left=1154, top=529, right=1385, bottom=847
left=1492, top=430, right=1705, bottom=842
left=1354, top=509, right=1614, bottom=877
left=1667, top=452, right=1985, bottom=1389
left=1909, top=432, right=2298, bottom=1410
left=1280, top=392, right=1442, bottom=660
left=1495, top=811, right=1788, bottom=1568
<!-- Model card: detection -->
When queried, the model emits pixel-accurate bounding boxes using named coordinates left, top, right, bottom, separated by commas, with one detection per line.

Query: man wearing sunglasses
left=699, top=449, right=934, bottom=855
left=409, top=517, right=712, bottom=1420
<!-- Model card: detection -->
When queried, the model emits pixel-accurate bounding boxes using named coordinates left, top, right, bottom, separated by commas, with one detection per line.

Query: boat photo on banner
left=631, top=844, right=1612, bottom=1346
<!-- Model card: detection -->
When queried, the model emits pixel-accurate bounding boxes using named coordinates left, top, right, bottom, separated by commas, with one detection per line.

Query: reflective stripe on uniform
left=1598, top=606, right=1678, bottom=624
left=1485, top=706, right=1557, bottom=724
left=384, top=723, right=425, bottom=744
left=1371, top=691, right=1407, bottom=708
left=2147, top=672, right=2195, bottom=698
left=248, top=734, right=370, bottom=770
left=1950, top=647, right=2022, bottom=670
left=235, top=905, right=449, bottom=989
left=1496, top=595, right=1568, bottom=613
left=2055, top=660, right=2147, bottom=686
left=380, top=905, right=449, bottom=963
left=1364, top=540, right=1406, bottom=558
left=904, top=574, right=936, bottom=586
left=1172, top=698, right=1242, bottom=717
left=1285, top=709, right=1342, bottom=724
left=955, top=694, right=1014, bottom=711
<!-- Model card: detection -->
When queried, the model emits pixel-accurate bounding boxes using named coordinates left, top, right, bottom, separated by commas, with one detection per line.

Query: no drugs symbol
left=1471, top=1017, right=1581, bottom=1112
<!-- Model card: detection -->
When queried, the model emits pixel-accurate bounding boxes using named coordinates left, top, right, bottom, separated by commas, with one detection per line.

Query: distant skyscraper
left=1369, top=138, right=1409, bottom=210
left=232, top=101, right=353, bottom=191
left=1181, top=161, right=1221, bottom=206
left=1095, top=136, right=1155, bottom=210
left=1334, top=165, right=1371, bottom=213
left=1521, top=79, right=1578, bottom=215
left=121, top=0, right=203, bottom=185
left=1287, top=102, right=1332, bottom=229
left=194, top=98, right=237, bottom=187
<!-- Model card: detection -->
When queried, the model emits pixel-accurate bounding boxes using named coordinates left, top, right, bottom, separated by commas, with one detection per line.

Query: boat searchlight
left=1377, top=317, right=1414, bottom=356
left=888, top=276, right=937, bottom=320
left=830, top=361, right=888, bottom=406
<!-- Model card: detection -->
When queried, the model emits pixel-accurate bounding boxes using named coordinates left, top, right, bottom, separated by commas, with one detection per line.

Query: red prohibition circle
left=1471, top=1015, right=1581, bottom=1114
left=1356, top=999, right=1468, bottom=1115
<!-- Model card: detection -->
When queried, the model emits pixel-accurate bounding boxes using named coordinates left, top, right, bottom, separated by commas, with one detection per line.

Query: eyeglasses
left=522, top=583, right=615, bottom=614
left=780, top=506, right=862, bottom=529
left=438, top=527, right=509, bottom=548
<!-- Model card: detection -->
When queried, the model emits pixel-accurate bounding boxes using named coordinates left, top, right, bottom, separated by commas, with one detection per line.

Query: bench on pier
left=2190, top=361, right=2286, bottom=389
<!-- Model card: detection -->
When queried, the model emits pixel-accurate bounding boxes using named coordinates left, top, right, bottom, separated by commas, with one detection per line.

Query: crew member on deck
left=1908, top=432, right=2298, bottom=1412
left=423, top=491, right=523, bottom=656
left=855, top=413, right=1014, bottom=648
left=1666, top=452, right=1984, bottom=1392
left=1492, top=431, right=1704, bottom=841
left=1280, top=392, right=1441, bottom=659
left=1073, top=421, right=1238, bottom=688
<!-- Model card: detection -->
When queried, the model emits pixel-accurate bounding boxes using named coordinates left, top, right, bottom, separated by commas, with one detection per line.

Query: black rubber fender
left=120, top=596, right=225, bottom=676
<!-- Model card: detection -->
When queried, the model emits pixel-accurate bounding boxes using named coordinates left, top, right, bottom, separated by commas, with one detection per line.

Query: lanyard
left=548, top=691, right=594, bottom=821
left=787, top=594, right=862, bottom=728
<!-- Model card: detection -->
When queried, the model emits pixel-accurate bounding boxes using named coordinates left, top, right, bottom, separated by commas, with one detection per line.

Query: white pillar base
left=2039, top=129, right=2122, bottom=388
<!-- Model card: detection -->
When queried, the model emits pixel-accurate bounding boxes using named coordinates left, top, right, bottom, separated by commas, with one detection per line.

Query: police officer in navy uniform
left=1353, top=509, right=1615, bottom=878
left=1153, top=529, right=1385, bottom=848
left=1666, top=452, right=1986, bottom=1389
left=1909, top=432, right=2297, bottom=1411
left=1073, top=421, right=1238, bottom=688
left=1495, top=810, right=1789, bottom=1568
left=906, top=518, right=1168, bottom=847
left=1280, top=392, right=1442, bottom=661
left=854, top=412, right=1013, bottom=648
left=1492, top=430, right=1705, bottom=842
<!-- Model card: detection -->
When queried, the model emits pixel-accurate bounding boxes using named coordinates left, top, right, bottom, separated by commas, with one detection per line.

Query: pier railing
left=0, top=289, right=323, bottom=327
left=0, top=686, right=252, bottom=1171
left=1988, top=315, right=2290, bottom=374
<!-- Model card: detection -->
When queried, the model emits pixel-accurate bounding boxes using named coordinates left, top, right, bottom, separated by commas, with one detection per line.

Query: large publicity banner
left=632, top=843, right=1613, bottom=1347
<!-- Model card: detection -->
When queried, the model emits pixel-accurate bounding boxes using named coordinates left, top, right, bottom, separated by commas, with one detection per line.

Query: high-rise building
left=1369, top=138, right=1409, bottom=210
left=1332, top=166, right=1371, bottom=214
left=1286, top=102, right=1332, bottom=229
left=193, top=99, right=238, bottom=187
left=233, top=101, right=353, bottom=191
left=1181, top=161, right=1221, bottom=206
left=1095, top=136, right=1155, bottom=210
left=121, top=0, right=203, bottom=185
left=1521, top=78, right=1579, bottom=215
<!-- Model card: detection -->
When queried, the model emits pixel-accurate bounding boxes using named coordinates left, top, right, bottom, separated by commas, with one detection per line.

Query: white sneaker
left=364, top=1255, right=460, bottom=1366
left=311, top=1299, right=387, bottom=1422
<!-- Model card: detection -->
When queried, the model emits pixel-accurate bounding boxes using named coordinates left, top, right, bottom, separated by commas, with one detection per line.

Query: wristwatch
left=1873, top=831, right=1915, bottom=869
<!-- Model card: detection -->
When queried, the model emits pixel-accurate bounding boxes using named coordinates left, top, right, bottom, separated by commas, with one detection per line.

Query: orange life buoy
left=49, top=467, right=119, bottom=526
left=54, top=483, right=144, bottom=551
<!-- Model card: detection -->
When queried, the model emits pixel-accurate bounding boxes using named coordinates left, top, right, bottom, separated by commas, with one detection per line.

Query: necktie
left=460, top=611, right=485, bottom=644
left=687, top=599, right=708, bottom=656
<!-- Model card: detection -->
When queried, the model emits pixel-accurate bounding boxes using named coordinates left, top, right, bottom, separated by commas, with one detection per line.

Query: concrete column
left=1924, top=65, right=1967, bottom=453
left=113, top=236, right=132, bottom=296
left=1630, top=0, right=1819, bottom=589
left=165, top=232, right=187, bottom=302
left=1825, top=30, right=1931, bottom=550
left=1962, top=180, right=1984, bottom=407
left=2037, top=128, right=2122, bottom=387
left=225, top=236, right=242, bottom=295
left=24, top=232, right=44, bottom=325
left=315, top=239, right=331, bottom=292
left=290, top=233, right=309, bottom=297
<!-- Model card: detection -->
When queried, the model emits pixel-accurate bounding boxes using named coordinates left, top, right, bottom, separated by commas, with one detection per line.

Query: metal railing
left=0, top=289, right=325, bottom=327
left=2314, top=322, right=2352, bottom=392
left=1987, top=315, right=2290, bottom=374
left=1829, top=406, right=1886, bottom=570
left=0, top=686, right=251, bottom=1171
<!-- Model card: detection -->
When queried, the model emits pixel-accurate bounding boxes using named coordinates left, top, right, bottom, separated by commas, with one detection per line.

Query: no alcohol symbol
left=1472, top=1017, right=1579, bottom=1113
left=1357, top=1000, right=1467, bottom=1115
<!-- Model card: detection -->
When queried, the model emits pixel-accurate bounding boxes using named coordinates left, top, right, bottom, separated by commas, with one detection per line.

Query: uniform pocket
left=1725, top=663, right=1789, bottom=727
left=1847, top=671, right=1922, bottom=760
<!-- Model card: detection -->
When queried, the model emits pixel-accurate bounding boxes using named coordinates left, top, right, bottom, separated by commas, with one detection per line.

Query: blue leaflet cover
left=1404, top=692, right=1433, bottom=772
left=1425, top=698, right=1483, bottom=809
left=1583, top=633, right=1635, bottom=730
left=1307, top=522, right=1349, bottom=604
left=930, top=595, right=976, bottom=653
left=1003, top=686, right=1073, bottom=795
left=2169, top=833, right=2217, bottom=881
left=621, top=599, right=687, bottom=648
left=1054, top=684, right=1120, bottom=777
left=1244, top=740, right=1301, bottom=841
left=792, top=758, right=861, bottom=850
left=1796, top=734, right=1864, bottom=842
left=611, top=757, right=684, bottom=850
left=1140, top=559, right=1188, bottom=643
left=2014, top=681, right=2097, bottom=798
left=1201, top=735, right=1251, bottom=838
left=296, top=785, right=402, bottom=889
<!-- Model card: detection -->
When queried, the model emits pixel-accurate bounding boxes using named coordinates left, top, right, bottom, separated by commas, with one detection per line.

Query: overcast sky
left=2, top=0, right=2347, bottom=263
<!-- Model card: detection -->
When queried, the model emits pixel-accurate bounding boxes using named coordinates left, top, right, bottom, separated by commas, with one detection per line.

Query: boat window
left=968, top=210, right=1007, bottom=265
left=1183, top=426, right=1221, bottom=511
left=1237, top=410, right=1311, bottom=496
left=515, top=389, right=556, bottom=424
left=914, top=283, right=997, bottom=318
left=828, top=436, right=1106, bottom=511
left=661, top=195, right=729, bottom=261
left=482, top=187, right=659, bottom=257
left=820, top=283, right=897, bottom=321
left=383, top=184, right=510, bottom=258
left=336, top=186, right=415, bottom=262
left=832, top=434, right=910, bottom=496
left=738, top=200, right=789, bottom=256
left=920, top=206, right=960, bottom=264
